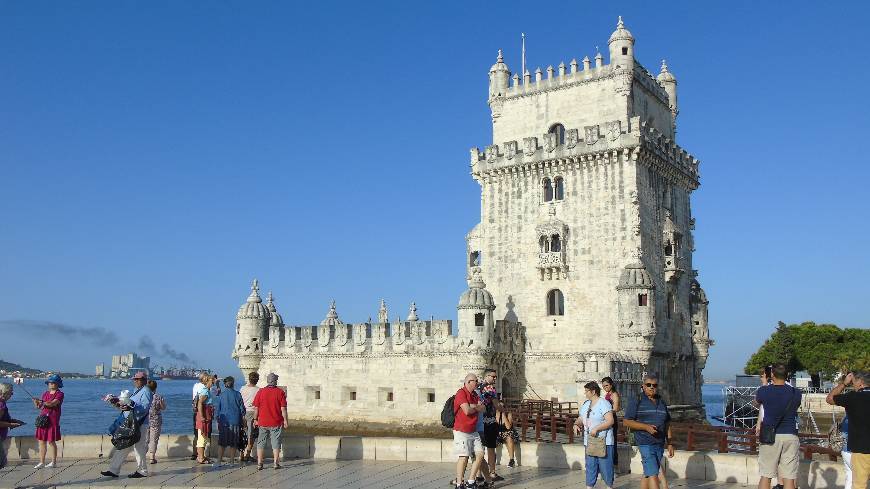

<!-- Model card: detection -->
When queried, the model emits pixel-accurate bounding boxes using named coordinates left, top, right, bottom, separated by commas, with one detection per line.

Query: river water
left=3, top=379, right=728, bottom=435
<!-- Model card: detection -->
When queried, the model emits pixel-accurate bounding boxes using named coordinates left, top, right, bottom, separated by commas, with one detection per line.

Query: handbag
left=582, top=399, right=608, bottom=457
left=587, top=432, right=607, bottom=457
left=111, top=414, right=141, bottom=450
left=35, top=414, right=50, bottom=429
left=759, top=386, right=799, bottom=445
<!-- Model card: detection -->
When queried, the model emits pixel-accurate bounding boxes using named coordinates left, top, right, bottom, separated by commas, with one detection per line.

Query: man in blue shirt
left=101, top=371, right=153, bottom=479
left=755, top=363, right=802, bottom=489
left=624, top=373, right=673, bottom=489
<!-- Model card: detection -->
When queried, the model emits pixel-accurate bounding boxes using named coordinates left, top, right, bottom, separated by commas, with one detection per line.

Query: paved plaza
left=0, top=457, right=752, bottom=489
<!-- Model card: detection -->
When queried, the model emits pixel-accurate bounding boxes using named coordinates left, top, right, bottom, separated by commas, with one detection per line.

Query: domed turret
left=488, top=49, right=511, bottom=101
left=266, top=291, right=284, bottom=327
left=458, top=270, right=496, bottom=348
left=233, top=279, right=270, bottom=372
left=657, top=59, right=679, bottom=124
left=608, top=16, right=635, bottom=70
left=618, top=262, right=654, bottom=289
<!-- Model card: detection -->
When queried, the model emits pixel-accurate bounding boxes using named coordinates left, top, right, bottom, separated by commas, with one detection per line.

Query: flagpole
left=521, top=33, right=526, bottom=83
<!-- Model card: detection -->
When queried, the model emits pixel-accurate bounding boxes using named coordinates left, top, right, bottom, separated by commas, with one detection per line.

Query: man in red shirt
left=453, top=373, right=486, bottom=488
left=251, top=373, right=288, bottom=470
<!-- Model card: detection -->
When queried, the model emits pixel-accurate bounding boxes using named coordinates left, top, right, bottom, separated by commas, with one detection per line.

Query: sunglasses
left=645, top=383, right=658, bottom=388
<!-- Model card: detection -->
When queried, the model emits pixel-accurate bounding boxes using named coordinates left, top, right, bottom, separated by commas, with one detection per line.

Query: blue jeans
left=638, top=443, right=664, bottom=477
left=585, top=444, right=615, bottom=487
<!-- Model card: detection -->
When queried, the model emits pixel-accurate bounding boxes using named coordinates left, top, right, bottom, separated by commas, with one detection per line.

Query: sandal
left=257, top=463, right=264, bottom=471
left=197, top=459, right=212, bottom=465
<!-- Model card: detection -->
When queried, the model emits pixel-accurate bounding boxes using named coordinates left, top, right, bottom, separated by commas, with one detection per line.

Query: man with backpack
left=447, top=373, right=487, bottom=488
left=755, top=364, right=802, bottom=489
left=623, top=373, right=673, bottom=489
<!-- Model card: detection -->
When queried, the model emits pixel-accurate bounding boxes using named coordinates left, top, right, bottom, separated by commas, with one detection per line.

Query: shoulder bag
left=583, top=400, right=607, bottom=457
left=759, top=386, right=799, bottom=445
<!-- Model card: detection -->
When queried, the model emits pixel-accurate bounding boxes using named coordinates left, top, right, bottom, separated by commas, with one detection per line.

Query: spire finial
left=267, top=290, right=274, bottom=304
left=497, top=49, right=503, bottom=63
left=661, top=59, right=669, bottom=72
left=407, top=302, right=419, bottom=321
left=247, top=279, right=262, bottom=303
left=617, top=16, right=624, bottom=29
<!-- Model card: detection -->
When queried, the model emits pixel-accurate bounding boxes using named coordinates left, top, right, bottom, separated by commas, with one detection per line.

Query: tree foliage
left=744, top=321, right=870, bottom=384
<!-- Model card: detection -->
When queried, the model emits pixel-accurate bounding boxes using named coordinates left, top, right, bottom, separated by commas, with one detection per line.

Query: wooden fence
left=503, top=398, right=840, bottom=461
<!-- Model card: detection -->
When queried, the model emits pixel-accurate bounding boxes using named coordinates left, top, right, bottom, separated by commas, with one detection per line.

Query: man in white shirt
left=190, top=373, right=208, bottom=460
left=238, top=372, right=260, bottom=462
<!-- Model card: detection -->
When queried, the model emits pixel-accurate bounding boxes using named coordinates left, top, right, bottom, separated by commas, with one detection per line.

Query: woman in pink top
left=33, top=374, right=64, bottom=469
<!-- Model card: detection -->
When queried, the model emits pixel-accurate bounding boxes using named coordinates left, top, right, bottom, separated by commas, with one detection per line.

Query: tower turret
left=608, top=16, right=635, bottom=70
left=488, top=49, right=510, bottom=101
left=616, top=256, right=656, bottom=363
left=233, top=279, right=271, bottom=378
left=657, top=59, right=678, bottom=129
left=457, top=269, right=496, bottom=349
left=266, top=291, right=284, bottom=349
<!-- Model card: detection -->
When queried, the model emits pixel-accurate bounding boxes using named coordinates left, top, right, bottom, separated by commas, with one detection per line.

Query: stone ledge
left=2, top=435, right=846, bottom=487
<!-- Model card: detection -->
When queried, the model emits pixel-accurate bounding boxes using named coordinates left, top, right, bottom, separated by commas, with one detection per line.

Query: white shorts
left=453, top=430, right=484, bottom=458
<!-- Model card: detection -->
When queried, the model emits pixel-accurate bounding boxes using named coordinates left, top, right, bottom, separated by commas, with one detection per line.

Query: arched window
left=638, top=293, right=648, bottom=306
left=469, top=251, right=481, bottom=267
left=547, top=289, right=564, bottom=316
left=549, top=123, right=566, bottom=145
left=539, top=236, right=549, bottom=253
left=550, top=234, right=561, bottom=252
left=554, top=177, right=564, bottom=200
left=542, top=178, right=553, bottom=202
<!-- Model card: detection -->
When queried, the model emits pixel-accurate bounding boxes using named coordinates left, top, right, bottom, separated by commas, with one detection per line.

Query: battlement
left=253, top=319, right=525, bottom=356
left=503, top=54, right=614, bottom=99
left=470, top=116, right=699, bottom=184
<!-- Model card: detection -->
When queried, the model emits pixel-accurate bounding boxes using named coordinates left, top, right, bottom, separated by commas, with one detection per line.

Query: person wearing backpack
left=451, top=373, right=488, bottom=489
left=623, top=373, right=673, bottom=489
left=101, top=371, right=153, bottom=479
left=755, top=364, right=802, bottom=489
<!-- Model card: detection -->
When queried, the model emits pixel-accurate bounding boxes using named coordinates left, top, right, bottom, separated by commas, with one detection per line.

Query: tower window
left=667, top=293, right=674, bottom=319
left=664, top=242, right=673, bottom=256
left=540, top=236, right=549, bottom=253
left=550, top=234, right=562, bottom=252
left=475, top=313, right=485, bottom=327
left=387, top=391, right=394, bottom=402
left=622, top=47, right=628, bottom=55
left=428, top=392, right=436, bottom=403
left=638, top=293, right=648, bottom=306
left=548, top=123, right=566, bottom=145
left=350, top=391, right=357, bottom=401
left=554, top=177, right=564, bottom=200
left=543, top=178, right=553, bottom=202
left=470, top=251, right=481, bottom=267
left=547, top=289, right=565, bottom=316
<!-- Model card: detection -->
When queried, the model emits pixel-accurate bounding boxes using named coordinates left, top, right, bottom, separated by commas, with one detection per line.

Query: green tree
left=745, top=321, right=869, bottom=387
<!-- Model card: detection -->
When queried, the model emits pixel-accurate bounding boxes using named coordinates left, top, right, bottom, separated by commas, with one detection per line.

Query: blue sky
left=1, top=2, right=867, bottom=381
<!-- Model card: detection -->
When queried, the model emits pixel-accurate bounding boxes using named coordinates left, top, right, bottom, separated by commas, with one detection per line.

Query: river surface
left=3, top=379, right=729, bottom=435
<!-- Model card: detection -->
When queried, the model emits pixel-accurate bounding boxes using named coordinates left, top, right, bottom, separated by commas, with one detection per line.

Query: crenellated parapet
left=470, top=116, right=699, bottom=188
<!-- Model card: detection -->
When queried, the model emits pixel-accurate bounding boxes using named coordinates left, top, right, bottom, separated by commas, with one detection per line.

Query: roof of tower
left=691, top=280, right=709, bottom=304
left=458, top=270, right=495, bottom=310
left=320, top=300, right=344, bottom=326
left=608, top=16, right=635, bottom=44
left=237, top=279, right=271, bottom=320
left=266, top=291, right=284, bottom=326
left=657, top=59, right=676, bottom=83
left=489, top=49, right=510, bottom=73
left=618, top=262, right=654, bottom=289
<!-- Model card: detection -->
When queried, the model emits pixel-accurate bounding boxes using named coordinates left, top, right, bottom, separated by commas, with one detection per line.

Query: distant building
left=110, top=353, right=150, bottom=378
left=95, top=363, right=105, bottom=377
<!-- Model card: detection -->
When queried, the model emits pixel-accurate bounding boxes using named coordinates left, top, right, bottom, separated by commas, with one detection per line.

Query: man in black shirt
left=827, top=370, right=869, bottom=489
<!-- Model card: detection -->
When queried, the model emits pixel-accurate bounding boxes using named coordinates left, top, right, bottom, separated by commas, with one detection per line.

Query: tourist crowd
left=0, top=365, right=866, bottom=489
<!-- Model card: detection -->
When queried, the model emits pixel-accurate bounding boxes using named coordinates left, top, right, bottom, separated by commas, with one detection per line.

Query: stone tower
left=469, top=17, right=711, bottom=407
left=232, top=279, right=270, bottom=379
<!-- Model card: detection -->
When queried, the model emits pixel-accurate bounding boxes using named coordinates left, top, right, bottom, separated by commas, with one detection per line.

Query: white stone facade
left=233, top=18, right=712, bottom=428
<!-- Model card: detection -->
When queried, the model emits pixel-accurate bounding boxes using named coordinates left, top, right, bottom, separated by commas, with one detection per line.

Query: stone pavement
left=0, top=457, right=753, bottom=489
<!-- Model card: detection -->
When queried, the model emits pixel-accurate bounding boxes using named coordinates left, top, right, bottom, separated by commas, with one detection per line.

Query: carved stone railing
left=537, top=252, right=567, bottom=280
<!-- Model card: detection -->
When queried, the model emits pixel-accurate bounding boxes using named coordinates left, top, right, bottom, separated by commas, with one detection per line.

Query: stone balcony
left=538, top=251, right=567, bottom=280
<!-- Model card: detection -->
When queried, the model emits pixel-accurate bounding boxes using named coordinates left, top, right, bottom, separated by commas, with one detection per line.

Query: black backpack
left=440, top=395, right=457, bottom=428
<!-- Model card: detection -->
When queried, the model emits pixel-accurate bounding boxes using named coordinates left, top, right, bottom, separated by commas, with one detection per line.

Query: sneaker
left=466, top=481, right=478, bottom=489
left=128, top=472, right=146, bottom=478
left=492, top=474, right=504, bottom=481
left=507, top=459, right=515, bottom=468
left=100, top=471, right=119, bottom=478
left=45, top=462, right=56, bottom=468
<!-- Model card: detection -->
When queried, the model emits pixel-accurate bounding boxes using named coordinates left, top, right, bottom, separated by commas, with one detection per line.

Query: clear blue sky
left=1, top=2, right=867, bottom=381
